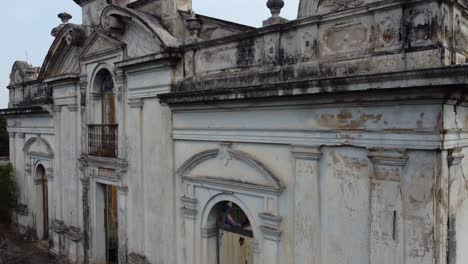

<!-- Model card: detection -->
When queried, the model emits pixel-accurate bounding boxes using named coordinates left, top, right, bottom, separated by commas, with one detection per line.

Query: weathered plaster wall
left=172, top=97, right=442, bottom=264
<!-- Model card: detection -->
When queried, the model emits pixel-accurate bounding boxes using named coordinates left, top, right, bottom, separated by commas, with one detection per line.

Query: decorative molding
left=50, top=219, right=65, bottom=234
left=291, top=146, right=321, bottom=160
left=24, top=163, right=32, bottom=174
left=181, top=196, right=198, bottom=220
left=47, top=168, right=54, bottom=182
left=118, top=186, right=129, bottom=195
left=52, top=105, right=62, bottom=113
left=259, top=213, right=283, bottom=229
left=128, top=98, right=144, bottom=109
left=65, top=226, right=83, bottom=242
left=201, top=225, right=217, bottom=238
left=67, top=104, right=79, bottom=112
left=89, top=92, right=102, bottom=100
left=251, top=239, right=261, bottom=255
left=173, top=128, right=444, bottom=150
left=17, top=133, right=25, bottom=139
left=183, top=175, right=283, bottom=196
left=15, top=203, right=28, bottom=216
left=448, top=148, right=464, bottom=166
left=80, top=155, right=128, bottom=173
left=368, top=148, right=407, bottom=181
left=368, top=149, right=408, bottom=167
left=128, top=252, right=147, bottom=264
left=9, top=132, right=16, bottom=138
left=260, top=225, right=282, bottom=241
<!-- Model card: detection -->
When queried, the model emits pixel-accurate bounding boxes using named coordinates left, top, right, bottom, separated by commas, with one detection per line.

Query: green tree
left=0, top=163, right=14, bottom=223
left=0, top=116, right=8, bottom=157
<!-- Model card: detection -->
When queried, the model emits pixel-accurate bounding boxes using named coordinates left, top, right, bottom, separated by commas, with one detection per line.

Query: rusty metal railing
left=88, top=124, right=118, bottom=158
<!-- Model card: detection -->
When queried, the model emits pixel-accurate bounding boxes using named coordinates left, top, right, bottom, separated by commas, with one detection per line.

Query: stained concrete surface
left=0, top=224, right=57, bottom=264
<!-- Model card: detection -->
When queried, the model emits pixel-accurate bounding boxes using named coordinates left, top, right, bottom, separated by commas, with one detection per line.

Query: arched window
left=93, top=69, right=115, bottom=124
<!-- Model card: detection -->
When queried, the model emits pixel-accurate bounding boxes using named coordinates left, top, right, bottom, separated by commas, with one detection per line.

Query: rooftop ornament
left=51, top=12, right=72, bottom=37
left=263, top=0, right=288, bottom=26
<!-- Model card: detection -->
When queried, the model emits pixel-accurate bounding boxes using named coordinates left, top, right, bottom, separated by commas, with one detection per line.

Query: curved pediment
left=23, top=137, right=54, bottom=159
left=39, top=23, right=86, bottom=80
left=101, top=6, right=180, bottom=50
left=9, top=61, right=39, bottom=86
left=177, top=144, right=283, bottom=191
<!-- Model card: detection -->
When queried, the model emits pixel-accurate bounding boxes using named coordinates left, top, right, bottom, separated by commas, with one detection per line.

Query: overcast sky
left=0, top=0, right=300, bottom=108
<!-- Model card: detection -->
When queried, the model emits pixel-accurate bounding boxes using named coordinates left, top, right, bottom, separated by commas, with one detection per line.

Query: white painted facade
left=2, top=0, right=468, bottom=264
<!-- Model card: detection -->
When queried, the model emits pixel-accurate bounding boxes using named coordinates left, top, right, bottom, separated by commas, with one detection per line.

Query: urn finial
left=58, top=12, right=72, bottom=24
left=264, top=0, right=288, bottom=26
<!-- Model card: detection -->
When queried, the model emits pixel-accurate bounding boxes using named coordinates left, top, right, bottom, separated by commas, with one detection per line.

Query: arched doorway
left=214, top=201, right=254, bottom=264
left=35, top=164, right=48, bottom=240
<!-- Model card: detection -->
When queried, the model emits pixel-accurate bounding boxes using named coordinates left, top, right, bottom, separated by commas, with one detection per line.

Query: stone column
left=181, top=196, right=197, bottom=264
left=368, top=149, right=407, bottom=264
left=291, top=146, right=322, bottom=264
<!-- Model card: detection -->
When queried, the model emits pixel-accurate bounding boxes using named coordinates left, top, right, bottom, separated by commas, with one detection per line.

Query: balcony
left=88, top=124, right=118, bottom=158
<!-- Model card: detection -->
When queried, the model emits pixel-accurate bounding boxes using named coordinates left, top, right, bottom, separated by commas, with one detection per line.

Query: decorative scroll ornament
left=319, top=0, right=364, bottom=11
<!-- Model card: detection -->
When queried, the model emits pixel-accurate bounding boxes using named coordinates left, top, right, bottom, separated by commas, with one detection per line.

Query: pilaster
left=182, top=196, right=198, bottom=264
left=368, top=148, right=407, bottom=264
left=291, top=146, right=322, bottom=264
left=447, top=148, right=464, bottom=264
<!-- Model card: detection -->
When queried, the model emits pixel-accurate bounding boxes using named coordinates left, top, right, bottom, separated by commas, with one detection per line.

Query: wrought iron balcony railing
left=88, top=124, right=118, bottom=158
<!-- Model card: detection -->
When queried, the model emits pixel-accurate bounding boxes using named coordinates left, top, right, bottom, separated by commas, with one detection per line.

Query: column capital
left=291, top=146, right=321, bottom=160
left=200, top=225, right=217, bottom=238
left=181, top=196, right=198, bottom=220
left=368, top=148, right=407, bottom=182
left=17, top=132, right=25, bottom=139
left=9, top=132, right=16, bottom=138
left=128, top=98, right=144, bottom=109
left=260, top=225, right=282, bottom=241
left=368, top=148, right=408, bottom=167
left=448, top=148, right=464, bottom=166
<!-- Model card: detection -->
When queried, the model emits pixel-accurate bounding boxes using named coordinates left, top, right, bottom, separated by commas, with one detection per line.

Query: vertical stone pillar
left=80, top=173, right=91, bottom=264
left=291, top=146, right=322, bottom=264
left=17, top=132, right=25, bottom=202
left=118, top=186, right=128, bottom=264
left=259, top=213, right=282, bottom=264
left=128, top=98, right=145, bottom=253
left=368, top=149, right=407, bottom=264
left=53, top=105, right=62, bottom=222
left=200, top=225, right=216, bottom=264
left=447, top=148, right=464, bottom=264
left=9, top=132, right=15, bottom=166
left=181, top=196, right=197, bottom=264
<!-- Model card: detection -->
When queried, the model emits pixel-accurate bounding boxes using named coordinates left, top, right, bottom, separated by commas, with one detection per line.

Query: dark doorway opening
left=36, top=165, right=48, bottom=240
left=217, top=202, right=253, bottom=264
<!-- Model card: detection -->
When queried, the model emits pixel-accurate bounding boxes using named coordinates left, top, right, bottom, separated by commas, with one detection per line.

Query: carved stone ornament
left=185, top=11, right=201, bottom=44
left=15, top=203, right=28, bottom=216
left=128, top=253, right=147, bottom=264
left=319, top=0, right=364, bottom=12
left=50, top=219, right=65, bottom=234
left=103, top=15, right=125, bottom=34
left=65, top=25, right=86, bottom=46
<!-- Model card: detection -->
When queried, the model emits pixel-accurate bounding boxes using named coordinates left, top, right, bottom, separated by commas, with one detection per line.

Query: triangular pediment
left=80, top=31, right=126, bottom=59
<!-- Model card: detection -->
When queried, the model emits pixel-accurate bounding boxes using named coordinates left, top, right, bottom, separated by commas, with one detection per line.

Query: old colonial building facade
left=2, top=0, right=468, bottom=263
